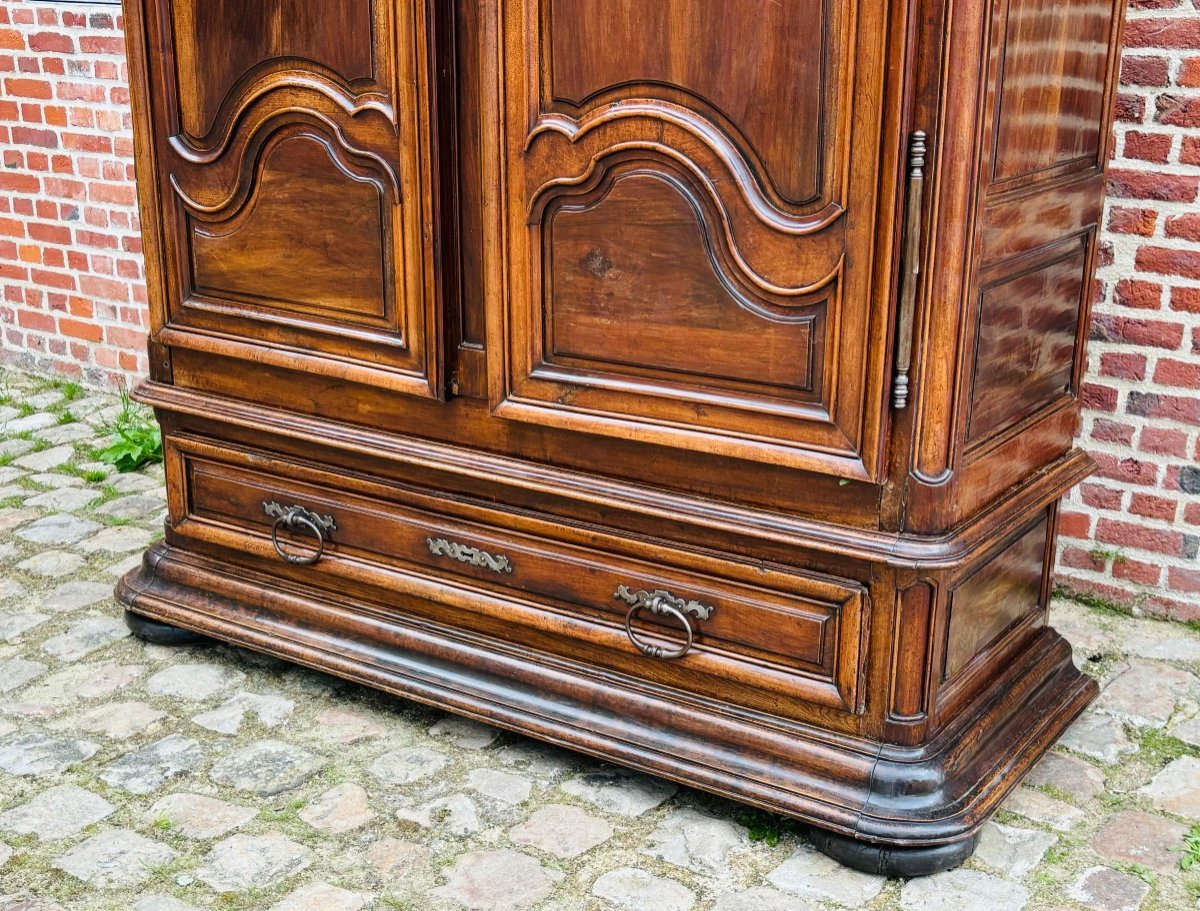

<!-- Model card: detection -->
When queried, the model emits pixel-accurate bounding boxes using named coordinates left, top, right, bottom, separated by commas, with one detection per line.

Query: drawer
left=166, top=435, right=868, bottom=717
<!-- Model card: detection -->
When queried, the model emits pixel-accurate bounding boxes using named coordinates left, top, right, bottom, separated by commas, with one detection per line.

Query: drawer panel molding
left=166, top=433, right=869, bottom=718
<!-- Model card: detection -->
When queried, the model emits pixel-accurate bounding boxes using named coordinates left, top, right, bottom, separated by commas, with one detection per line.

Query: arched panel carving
left=168, top=0, right=391, bottom=143
left=489, top=0, right=896, bottom=477
left=142, top=0, right=442, bottom=397
left=529, top=147, right=846, bottom=300
left=545, top=0, right=833, bottom=208
left=189, top=132, right=396, bottom=333
left=543, top=165, right=830, bottom=400
left=168, top=111, right=400, bottom=219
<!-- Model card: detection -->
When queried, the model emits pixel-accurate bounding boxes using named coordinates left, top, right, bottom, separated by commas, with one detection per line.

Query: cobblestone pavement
left=1, top=366, right=1199, bottom=911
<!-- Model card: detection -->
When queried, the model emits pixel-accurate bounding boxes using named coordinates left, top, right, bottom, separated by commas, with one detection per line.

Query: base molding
left=117, top=539, right=1096, bottom=870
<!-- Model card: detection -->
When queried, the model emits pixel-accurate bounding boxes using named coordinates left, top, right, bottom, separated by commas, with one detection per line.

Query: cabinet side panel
left=903, top=0, right=1126, bottom=532
left=964, top=0, right=1122, bottom=452
left=943, top=517, right=1048, bottom=684
left=965, top=236, right=1090, bottom=445
left=990, top=0, right=1116, bottom=184
left=932, top=512, right=1055, bottom=724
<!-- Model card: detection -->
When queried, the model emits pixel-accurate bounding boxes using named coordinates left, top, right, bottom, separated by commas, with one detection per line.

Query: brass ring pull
left=614, top=585, right=715, bottom=661
left=263, top=501, right=337, bottom=567
left=624, top=597, right=694, bottom=660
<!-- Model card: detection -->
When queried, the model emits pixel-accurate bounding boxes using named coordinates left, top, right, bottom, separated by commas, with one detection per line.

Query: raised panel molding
left=489, top=0, right=893, bottom=478
left=189, top=131, right=397, bottom=333
left=543, top=0, right=832, bottom=207
left=988, top=0, right=1122, bottom=188
left=889, top=581, right=935, bottom=723
left=540, top=164, right=827, bottom=401
left=941, top=516, right=1050, bottom=692
left=169, top=116, right=400, bottom=221
left=965, top=233, right=1092, bottom=448
left=538, top=158, right=841, bottom=317
left=168, top=0, right=394, bottom=145
left=524, top=128, right=851, bottom=314
left=143, top=0, right=443, bottom=396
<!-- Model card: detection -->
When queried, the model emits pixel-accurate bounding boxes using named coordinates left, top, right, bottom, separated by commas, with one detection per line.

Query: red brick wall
left=1, top=0, right=1199, bottom=620
left=0, top=0, right=147, bottom=385
left=1057, top=0, right=1200, bottom=623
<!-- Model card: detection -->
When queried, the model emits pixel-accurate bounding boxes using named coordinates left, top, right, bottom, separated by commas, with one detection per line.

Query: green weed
left=737, top=808, right=802, bottom=846
left=1179, top=825, right=1200, bottom=872
left=96, top=388, right=162, bottom=472
left=1138, top=729, right=1195, bottom=768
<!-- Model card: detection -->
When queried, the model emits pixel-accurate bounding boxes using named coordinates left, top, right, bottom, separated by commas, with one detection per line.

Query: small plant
left=1127, top=863, right=1155, bottom=884
left=56, top=409, right=77, bottom=425
left=1138, top=728, right=1194, bottom=768
left=738, top=808, right=802, bottom=846
left=96, top=389, right=162, bottom=472
left=1034, top=783, right=1077, bottom=806
left=1179, top=824, right=1200, bottom=872
left=59, top=380, right=84, bottom=402
left=258, top=797, right=305, bottom=823
left=153, top=814, right=174, bottom=832
left=1088, top=546, right=1126, bottom=565
left=58, top=463, right=110, bottom=483
left=1053, top=584, right=1139, bottom=619
left=1042, top=842, right=1070, bottom=866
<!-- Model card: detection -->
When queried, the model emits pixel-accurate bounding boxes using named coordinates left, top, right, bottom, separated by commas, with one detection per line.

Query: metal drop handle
left=263, top=501, right=337, bottom=566
left=615, top=585, right=715, bottom=661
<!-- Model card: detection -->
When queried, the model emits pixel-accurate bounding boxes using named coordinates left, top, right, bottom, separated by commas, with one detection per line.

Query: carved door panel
left=139, top=0, right=443, bottom=396
left=486, top=0, right=897, bottom=478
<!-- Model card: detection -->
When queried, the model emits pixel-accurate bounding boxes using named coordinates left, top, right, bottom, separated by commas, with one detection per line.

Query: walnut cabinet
left=117, top=0, right=1128, bottom=874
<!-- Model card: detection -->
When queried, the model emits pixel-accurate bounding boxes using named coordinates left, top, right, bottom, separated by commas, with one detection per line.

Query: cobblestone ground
left=1, top=366, right=1199, bottom=911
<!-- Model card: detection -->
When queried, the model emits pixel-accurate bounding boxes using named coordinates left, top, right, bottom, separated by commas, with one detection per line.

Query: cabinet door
left=485, top=0, right=897, bottom=478
left=136, top=0, right=443, bottom=396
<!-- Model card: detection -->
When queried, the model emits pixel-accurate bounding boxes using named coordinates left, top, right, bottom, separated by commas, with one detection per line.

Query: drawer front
left=167, top=436, right=867, bottom=717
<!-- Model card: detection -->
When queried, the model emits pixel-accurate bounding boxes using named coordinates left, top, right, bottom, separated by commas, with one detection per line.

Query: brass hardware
left=263, top=501, right=336, bottom=566
left=893, top=130, right=927, bottom=410
left=615, top=585, right=715, bottom=660
left=427, top=537, right=514, bottom=574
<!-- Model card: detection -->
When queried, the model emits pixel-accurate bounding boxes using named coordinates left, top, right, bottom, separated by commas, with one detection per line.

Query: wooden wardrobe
left=117, top=0, right=1128, bottom=874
